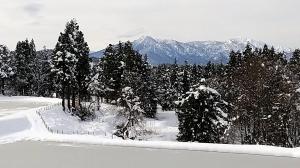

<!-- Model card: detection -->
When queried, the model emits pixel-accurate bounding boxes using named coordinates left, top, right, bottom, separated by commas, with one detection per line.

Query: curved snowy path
left=0, top=141, right=299, bottom=168
left=0, top=96, right=60, bottom=141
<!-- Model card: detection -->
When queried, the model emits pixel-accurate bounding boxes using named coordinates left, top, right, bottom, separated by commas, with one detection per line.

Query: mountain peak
left=135, top=36, right=157, bottom=43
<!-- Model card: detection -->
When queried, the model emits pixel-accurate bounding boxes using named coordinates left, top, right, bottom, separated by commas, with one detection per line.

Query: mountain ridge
left=90, top=36, right=293, bottom=65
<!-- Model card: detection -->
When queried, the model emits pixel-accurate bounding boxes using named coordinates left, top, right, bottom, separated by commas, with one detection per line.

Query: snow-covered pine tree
left=176, top=84, right=228, bottom=143
left=139, top=56, right=157, bottom=118
left=99, top=44, right=123, bottom=103
left=204, top=61, right=214, bottom=79
left=180, top=61, right=190, bottom=94
left=29, top=39, right=38, bottom=94
left=52, top=19, right=89, bottom=111
left=259, top=47, right=293, bottom=147
left=89, top=62, right=107, bottom=110
left=35, top=47, right=55, bottom=97
left=289, top=49, right=300, bottom=82
left=153, top=63, right=178, bottom=111
left=190, top=64, right=202, bottom=86
left=121, top=41, right=144, bottom=92
left=229, top=44, right=296, bottom=147
left=115, top=87, right=144, bottom=140
left=288, top=49, right=300, bottom=147
left=0, top=45, right=14, bottom=95
left=14, top=39, right=36, bottom=96
left=74, top=29, right=91, bottom=106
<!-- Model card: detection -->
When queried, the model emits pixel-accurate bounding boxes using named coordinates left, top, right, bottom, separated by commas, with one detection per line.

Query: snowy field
left=0, top=96, right=300, bottom=163
left=0, top=96, right=59, bottom=117
left=39, top=104, right=179, bottom=141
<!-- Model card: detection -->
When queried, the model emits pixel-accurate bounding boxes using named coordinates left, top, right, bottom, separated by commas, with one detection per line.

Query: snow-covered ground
left=40, top=104, right=178, bottom=141
left=0, top=96, right=60, bottom=117
left=0, top=96, right=300, bottom=158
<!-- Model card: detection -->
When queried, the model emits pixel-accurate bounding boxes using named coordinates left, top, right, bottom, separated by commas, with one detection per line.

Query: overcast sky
left=0, top=0, right=299, bottom=51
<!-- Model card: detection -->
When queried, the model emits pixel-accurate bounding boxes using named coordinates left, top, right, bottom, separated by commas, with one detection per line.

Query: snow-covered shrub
left=114, top=87, right=145, bottom=140
left=73, top=101, right=96, bottom=121
left=176, top=84, right=229, bottom=143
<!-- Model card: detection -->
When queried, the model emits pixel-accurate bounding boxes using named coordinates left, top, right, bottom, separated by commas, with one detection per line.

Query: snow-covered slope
left=90, top=36, right=293, bottom=65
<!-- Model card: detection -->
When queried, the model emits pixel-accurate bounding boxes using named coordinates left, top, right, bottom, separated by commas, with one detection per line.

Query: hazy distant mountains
left=89, top=36, right=293, bottom=65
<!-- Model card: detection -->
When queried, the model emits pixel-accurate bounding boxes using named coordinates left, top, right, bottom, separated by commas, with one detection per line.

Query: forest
left=1, top=20, right=300, bottom=147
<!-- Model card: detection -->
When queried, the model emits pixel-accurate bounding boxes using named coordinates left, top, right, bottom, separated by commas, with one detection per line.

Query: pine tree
left=74, top=29, right=91, bottom=106
left=181, top=61, right=190, bottom=94
left=35, top=48, right=55, bottom=97
left=191, top=64, right=202, bottom=86
left=227, top=45, right=296, bottom=147
left=52, top=19, right=81, bottom=111
left=14, top=39, right=36, bottom=95
left=155, top=64, right=174, bottom=111
left=139, top=56, right=157, bottom=118
left=0, top=45, right=14, bottom=95
left=289, top=49, right=300, bottom=81
left=176, top=84, right=228, bottom=143
left=29, top=39, right=37, bottom=94
left=89, top=62, right=106, bottom=109
left=100, top=44, right=123, bottom=102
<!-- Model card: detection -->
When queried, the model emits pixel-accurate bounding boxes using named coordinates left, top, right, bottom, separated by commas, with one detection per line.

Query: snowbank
left=0, top=116, right=31, bottom=136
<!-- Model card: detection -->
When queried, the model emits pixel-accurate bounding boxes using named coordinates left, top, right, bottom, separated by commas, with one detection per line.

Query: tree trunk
left=67, top=85, right=71, bottom=111
left=72, top=89, right=76, bottom=109
left=96, top=96, right=100, bottom=111
left=62, top=84, right=65, bottom=111
left=1, top=78, right=4, bottom=95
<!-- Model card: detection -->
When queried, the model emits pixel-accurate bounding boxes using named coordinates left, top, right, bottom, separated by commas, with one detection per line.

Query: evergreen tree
left=176, top=84, right=228, bottom=143
left=228, top=45, right=295, bottom=147
left=100, top=44, right=123, bottom=102
left=52, top=19, right=82, bottom=111
left=139, top=56, right=157, bottom=118
left=0, top=45, right=14, bottom=95
left=180, top=62, right=190, bottom=94
left=289, top=49, right=300, bottom=81
left=89, top=62, right=106, bottom=109
left=35, top=48, right=55, bottom=97
left=115, top=87, right=144, bottom=140
left=74, top=29, right=91, bottom=106
left=14, top=39, right=36, bottom=95
left=154, top=64, right=174, bottom=111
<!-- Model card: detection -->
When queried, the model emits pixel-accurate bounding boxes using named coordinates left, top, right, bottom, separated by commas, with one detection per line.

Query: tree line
left=0, top=19, right=300, bottom=147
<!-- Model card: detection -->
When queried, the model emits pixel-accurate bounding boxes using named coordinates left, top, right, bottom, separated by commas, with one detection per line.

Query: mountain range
left=89, top=36, right=293, bottom=65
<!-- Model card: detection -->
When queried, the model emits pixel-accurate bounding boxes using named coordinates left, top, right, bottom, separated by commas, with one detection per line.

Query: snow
left=39, top=103, right=178, bottom=141
left=0, top=96, right=300, bottom=158
left=0, top=114, right=31, bottom=137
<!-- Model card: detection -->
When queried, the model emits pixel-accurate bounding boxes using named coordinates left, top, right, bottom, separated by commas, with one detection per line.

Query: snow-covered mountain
left=90, top=36, right=293, bottom=65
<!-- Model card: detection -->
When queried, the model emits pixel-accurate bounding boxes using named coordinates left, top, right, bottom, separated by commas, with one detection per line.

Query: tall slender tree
left=14, top=39, right=36, bottom=95
left=0, top=45, right=14, bottom=95
left=52, top=19, right=87, bottom=111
